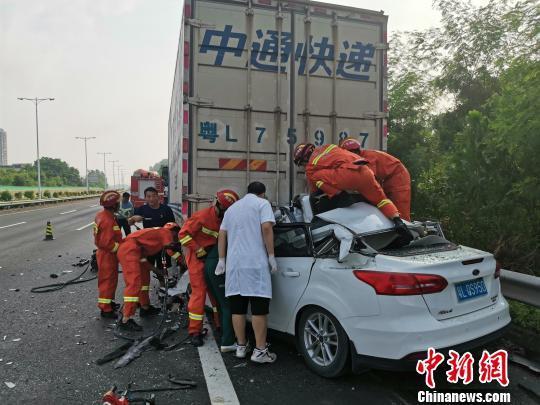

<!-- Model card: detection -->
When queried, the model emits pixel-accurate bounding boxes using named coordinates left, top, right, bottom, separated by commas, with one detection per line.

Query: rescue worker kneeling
left=293, top=143, right=414, bottom=243
left=116, top=222, right=182, bottom=332
left=179, top=189, right=239, bottom=347
left=339, top=137, right=412, bottom=221
left=94, top=190, right=123, bottom=318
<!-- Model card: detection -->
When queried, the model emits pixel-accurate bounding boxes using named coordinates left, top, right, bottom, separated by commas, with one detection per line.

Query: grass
left=509, top=300, right=540, bottom=334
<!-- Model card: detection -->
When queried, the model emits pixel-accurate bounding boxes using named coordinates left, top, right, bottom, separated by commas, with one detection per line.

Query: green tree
left=85, top=169, right=107, bottom=189
left=149, top=159, right=168, bottom=173
left=388, top=0, right=539, bottom=275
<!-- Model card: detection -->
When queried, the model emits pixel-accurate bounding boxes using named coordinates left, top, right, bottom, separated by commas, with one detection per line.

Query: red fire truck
left=130, top=169, right=165, bottom=208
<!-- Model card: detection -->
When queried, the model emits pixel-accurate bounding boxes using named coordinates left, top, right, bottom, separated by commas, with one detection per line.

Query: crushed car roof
left=316, top=202, right=395, bottom=235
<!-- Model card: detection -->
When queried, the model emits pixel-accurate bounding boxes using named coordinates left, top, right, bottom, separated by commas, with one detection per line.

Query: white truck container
left=168, top=0, right=388, bottom=216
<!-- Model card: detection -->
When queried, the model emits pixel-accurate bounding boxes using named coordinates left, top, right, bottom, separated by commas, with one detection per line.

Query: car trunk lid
left=375, top=246, right=499, bottom=320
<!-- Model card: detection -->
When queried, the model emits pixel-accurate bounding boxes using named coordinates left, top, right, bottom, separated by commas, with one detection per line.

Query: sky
left=0, top=0, right=487, bottom=185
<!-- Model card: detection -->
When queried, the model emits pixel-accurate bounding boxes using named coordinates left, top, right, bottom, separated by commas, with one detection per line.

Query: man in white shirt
left=215, top=181, right=277, bottom=363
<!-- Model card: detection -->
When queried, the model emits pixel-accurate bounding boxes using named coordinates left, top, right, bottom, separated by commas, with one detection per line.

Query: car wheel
left=297, top=306, right=349, bottom=378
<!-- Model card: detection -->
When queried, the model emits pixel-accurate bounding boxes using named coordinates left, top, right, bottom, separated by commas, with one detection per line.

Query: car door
left=268, top=224, right=314, bottom=332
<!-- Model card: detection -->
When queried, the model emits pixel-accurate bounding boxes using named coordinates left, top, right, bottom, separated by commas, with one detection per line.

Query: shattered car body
left=268, top=196, right=511, bottom=377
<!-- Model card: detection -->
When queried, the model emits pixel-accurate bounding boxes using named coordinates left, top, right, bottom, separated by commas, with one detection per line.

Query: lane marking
left=59, top=209, right=77, bottom=215
left=0, top=221, right=27, bottom=230
left=198, top=317, right=240, bottom=405
left=76, top=222, right=94, bottom=231
left=88, top=204, right=98, bottom=207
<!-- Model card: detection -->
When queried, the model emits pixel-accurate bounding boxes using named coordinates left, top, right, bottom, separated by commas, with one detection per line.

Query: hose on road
left=30, top=262, right=96, bottom=293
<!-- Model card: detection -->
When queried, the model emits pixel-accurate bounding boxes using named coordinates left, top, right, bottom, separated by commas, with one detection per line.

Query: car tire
left=296, top=306, right=350, bottom=378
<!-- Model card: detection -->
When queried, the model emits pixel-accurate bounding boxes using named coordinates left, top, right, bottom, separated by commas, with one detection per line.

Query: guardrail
left=0, top=195, right=100, bottom=210
left=500, top=269, right=540, bottom=308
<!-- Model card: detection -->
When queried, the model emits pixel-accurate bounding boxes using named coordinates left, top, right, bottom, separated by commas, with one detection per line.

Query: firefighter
left=339, top=137, right=412, bottom=221
left=179, top=189, right=239, bottom=347
left=94, top=190, right=123, bottom=318
left=293, top=143, right=413, bottom=242
left=116, top=222, right=182, bottom=331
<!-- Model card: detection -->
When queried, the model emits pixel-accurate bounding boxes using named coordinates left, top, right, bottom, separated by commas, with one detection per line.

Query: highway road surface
left=0, top=200, right=538, bottom=404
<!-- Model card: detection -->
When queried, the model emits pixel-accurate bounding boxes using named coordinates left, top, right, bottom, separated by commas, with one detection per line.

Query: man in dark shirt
left=129, top=186, right=175, bottom=268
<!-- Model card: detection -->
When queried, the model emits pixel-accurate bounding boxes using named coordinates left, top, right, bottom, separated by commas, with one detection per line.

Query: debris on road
left=4, top=382, right=16, bottom=389
left=8, top=288, right=19, bottom=292
left=11, top=338, right=21, bottom=342
left=49, top=274, right=58, bottom=279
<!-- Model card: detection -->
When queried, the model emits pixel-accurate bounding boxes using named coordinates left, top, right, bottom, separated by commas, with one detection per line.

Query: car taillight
left=353, top=270, right=448, bottom=295
left=494, top=261, right=501, bottom=279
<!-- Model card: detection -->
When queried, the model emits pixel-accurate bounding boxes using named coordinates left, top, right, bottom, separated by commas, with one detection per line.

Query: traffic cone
left=44, top=221, right=54, bottom=241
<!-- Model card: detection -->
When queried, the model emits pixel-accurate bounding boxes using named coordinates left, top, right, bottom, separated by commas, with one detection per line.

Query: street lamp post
left=97, top=152, right=111, bottom=188
left=17, top=97, right=55, bottom=199
left=109, top=160, right=119, bottom=189
left=75, top=136, right=96, bottom=193
left=116, top=165, right=123, bottom=189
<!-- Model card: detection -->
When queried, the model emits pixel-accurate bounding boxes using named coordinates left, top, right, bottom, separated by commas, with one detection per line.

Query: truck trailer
left=168, top=0, right=388, bottom=216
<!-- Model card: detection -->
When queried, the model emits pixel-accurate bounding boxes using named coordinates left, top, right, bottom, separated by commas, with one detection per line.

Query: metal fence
left=0, top=195, right=100, bottom=210
left=500, top=270, right=540, bottom=308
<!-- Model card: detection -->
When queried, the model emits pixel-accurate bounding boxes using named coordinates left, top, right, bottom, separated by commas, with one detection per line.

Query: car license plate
left=455, top=278, right=488, bottom=301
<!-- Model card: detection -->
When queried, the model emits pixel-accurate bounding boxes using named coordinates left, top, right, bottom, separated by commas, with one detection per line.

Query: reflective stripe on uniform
left=124, top=296, right=139, bottom=303
left=315, top=180, right=324, bottom=189
left=113, top=226, right=120, bottom=231
left=312, top=144, right=337, bottom=165
left=92, top=222, right=98, bottom=234
left=171, top=252, right=181, bottom=260
left=212, top=307, right=218, bottom=313
left=140, top=258, right=148, bottom=262
left=180, top=235, right=193, bottom=245
left=111, top=242, right=119, bottom=253
left=141, top=285, right=150, bottom=291
left=98, top=298, right=112, bottom=304
left=201, top=227, right=219, bottom=238
left=189, top=312, right=204, bottom=321
left=377, top=199, right=392, bottom=209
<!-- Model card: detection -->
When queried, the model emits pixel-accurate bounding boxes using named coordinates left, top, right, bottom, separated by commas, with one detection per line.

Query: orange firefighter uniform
left=93, top=209, right=122, bottom=313
left=305, top=144, right=400, bottom=219
left=178, top=206, right=222, bottom=335
left=117, top=227, right=182, bottom=319
left=358, top=150, right=411, bottom=221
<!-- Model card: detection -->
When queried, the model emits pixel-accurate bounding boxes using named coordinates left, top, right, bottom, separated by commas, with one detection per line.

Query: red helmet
left=163, top=222, right=180, bottom=232
left=293, top=143, right=315, bottom=165
left=216, top=189, right=239, bottom=210
left=339, top=137, right=362, bottom=153
left=99, top=190, right=120, bottom=208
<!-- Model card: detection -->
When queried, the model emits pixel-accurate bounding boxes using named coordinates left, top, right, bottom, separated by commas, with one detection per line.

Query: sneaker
left=139, top=305, right=161, bottom=317
left=251, top=345, right=277, bottom=364
left=191, top=334, right=204, bottom=347
left=220, top=343, right=237, bottom=353
left=100, top=309, right=118, bottom=319
left=117, top=318, right=142, bottom=332
left=235, top=341, right=250, bottom=358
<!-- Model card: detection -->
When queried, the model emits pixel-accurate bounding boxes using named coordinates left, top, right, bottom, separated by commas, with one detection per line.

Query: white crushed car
left=268, top=195, right=511, bottom=377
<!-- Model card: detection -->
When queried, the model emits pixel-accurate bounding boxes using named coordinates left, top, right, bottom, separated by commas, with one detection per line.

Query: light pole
left=97, top=152, right=111, bottom=188
left=75, top=136, right=96, bottom=193
left=116, top=165, right=123, bottom=189
left=109, top=160, right=119, bottom=189
left=17, top=97, right=55, bottom=199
